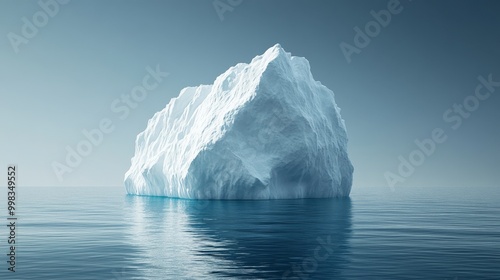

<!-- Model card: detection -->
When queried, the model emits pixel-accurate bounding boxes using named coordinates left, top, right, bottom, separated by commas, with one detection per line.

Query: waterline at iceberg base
left=124, top=44, right=353, bottom=199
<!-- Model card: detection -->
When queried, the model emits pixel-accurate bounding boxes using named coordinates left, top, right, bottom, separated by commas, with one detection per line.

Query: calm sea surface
left=1, top=186, right=499, bottom=279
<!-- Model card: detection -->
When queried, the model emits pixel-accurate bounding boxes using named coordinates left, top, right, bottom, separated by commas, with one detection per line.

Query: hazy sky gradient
left=1, top=0, right=499, bottom=190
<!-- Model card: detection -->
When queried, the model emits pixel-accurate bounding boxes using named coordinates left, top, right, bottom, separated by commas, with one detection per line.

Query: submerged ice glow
left=125, top=44, right=353, bottom=199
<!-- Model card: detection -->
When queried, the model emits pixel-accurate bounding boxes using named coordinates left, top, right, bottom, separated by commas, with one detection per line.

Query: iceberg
left=124, top=44, right=353, bottom=199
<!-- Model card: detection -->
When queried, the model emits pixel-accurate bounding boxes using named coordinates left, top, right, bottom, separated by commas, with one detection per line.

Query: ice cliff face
left=124, top=44, right=353, bottom=199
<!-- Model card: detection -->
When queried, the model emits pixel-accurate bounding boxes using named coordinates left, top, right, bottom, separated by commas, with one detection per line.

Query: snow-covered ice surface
left=125, top=44, right=353, bottom=199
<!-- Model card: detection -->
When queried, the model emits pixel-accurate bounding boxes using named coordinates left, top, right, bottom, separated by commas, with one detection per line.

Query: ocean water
left=1, top=186, right=499, bottom=279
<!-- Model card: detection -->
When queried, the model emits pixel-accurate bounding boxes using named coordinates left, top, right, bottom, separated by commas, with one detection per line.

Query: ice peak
left=250, top=44, right=291, bottom=66
left=267, top=43, right=285, bottom=55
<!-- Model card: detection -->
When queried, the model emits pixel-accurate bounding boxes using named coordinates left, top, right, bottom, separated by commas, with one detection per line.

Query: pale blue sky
left=1, top=0, right=499, bottom=191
